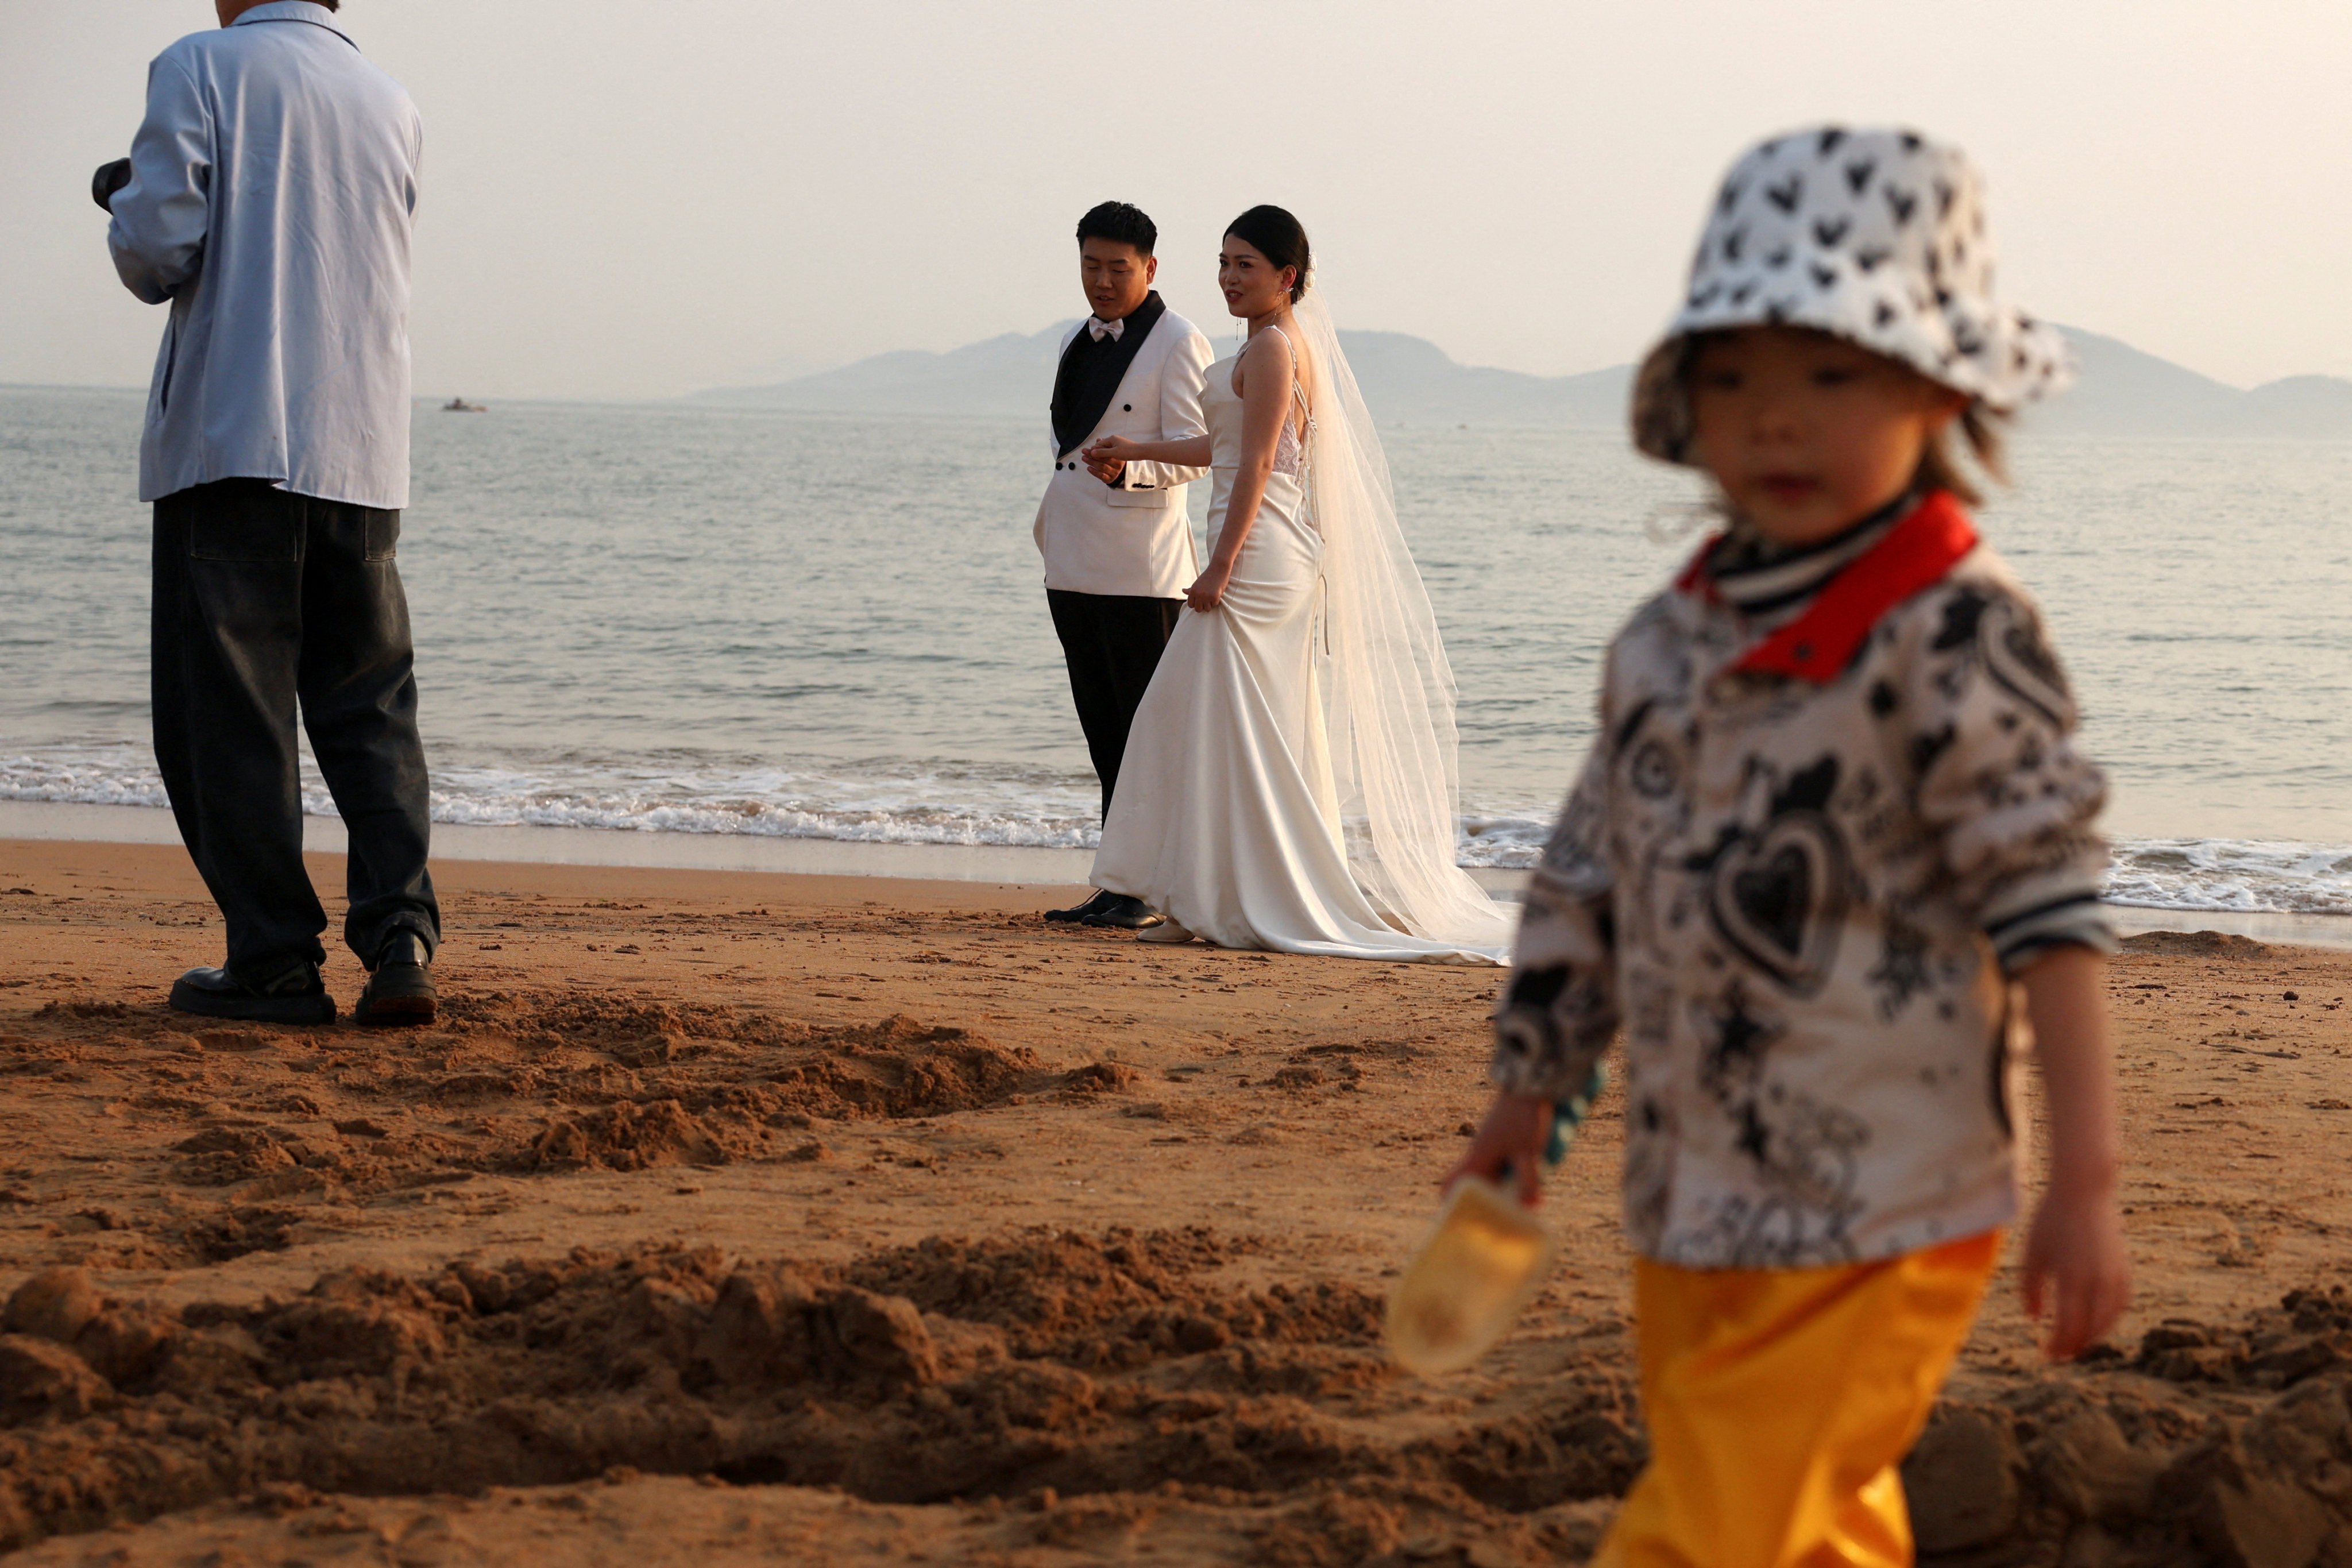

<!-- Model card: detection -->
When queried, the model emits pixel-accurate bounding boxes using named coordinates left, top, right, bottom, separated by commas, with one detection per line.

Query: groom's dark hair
left=1076, top=202, right=1157, bottom=257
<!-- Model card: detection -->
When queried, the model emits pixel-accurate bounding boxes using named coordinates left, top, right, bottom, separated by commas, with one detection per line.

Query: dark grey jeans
left=152, top=478, right=439, bottom=982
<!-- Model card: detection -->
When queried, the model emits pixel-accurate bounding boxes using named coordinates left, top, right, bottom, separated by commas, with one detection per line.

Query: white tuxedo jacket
left=1033, top=309, right=1214, bottom=598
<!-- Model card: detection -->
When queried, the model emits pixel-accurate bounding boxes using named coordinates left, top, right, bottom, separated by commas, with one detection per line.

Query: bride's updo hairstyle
left=1226, top=206, right=1311, bottom=302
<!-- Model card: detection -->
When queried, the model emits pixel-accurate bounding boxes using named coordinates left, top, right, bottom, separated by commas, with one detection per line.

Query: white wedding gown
left=1090, top=327, right=1509, bottom=963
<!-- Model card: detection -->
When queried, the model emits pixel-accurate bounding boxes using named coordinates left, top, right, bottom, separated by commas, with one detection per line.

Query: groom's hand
left=1080, top=436, right=1130, bottom=486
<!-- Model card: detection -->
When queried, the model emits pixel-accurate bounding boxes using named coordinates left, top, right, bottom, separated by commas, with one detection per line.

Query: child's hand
left=2015, top=944, right=2131, bottom=1361
left=1443, top=1091, right=1554, bottom=1208
left=2021, top=1175, right=2130, bottom=1361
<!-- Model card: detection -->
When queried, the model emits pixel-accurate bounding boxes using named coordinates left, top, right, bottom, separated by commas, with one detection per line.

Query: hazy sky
left=5, top=0, right=2348, bottom=401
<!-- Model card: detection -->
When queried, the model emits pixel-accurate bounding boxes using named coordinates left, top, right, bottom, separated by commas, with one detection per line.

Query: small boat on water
left=442, top=396, right=486, bottom=412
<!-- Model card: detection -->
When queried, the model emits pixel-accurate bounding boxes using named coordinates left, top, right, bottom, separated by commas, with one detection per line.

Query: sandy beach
left=3, top=836, right=2350, bottom=1565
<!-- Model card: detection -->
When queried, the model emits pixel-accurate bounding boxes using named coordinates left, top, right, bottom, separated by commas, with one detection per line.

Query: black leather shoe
left=1045, top=889, right=1116, bottom=924
left=354, top=931, right=437, bottom=1028
left=1079, top=894, right=1164, bottom=930
left=169, top=961, right=335, bottom=1025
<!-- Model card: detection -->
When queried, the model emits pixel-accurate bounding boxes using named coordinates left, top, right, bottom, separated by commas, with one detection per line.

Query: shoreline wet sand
left=3, top=837, right=2350, bottom=1564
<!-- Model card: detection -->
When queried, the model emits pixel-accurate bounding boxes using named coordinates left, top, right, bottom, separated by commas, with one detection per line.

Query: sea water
left=3, top=384, right=2348, bottom=919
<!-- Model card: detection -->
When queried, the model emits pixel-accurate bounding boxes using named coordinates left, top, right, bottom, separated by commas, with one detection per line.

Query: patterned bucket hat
left=1632, top=125, right=2073, bottom=464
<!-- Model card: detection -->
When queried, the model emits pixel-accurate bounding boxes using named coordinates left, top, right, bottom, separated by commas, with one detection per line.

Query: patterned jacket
left=1492, top=491, right=2112, bottom=1269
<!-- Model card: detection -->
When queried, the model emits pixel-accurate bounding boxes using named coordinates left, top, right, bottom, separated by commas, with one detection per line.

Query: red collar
left=1677, top=491, right=1980, bottom=683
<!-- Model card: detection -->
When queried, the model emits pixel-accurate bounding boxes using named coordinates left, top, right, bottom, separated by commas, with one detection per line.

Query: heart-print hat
left=1632, top=125, right=2073, bottom=464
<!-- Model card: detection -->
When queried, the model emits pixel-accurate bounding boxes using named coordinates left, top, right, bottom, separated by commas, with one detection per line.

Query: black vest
left=1050, top=292, right=1167, bottom=458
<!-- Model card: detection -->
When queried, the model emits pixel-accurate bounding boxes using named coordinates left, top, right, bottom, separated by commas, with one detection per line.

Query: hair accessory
left=1631, top=126, right=2073, bottom=464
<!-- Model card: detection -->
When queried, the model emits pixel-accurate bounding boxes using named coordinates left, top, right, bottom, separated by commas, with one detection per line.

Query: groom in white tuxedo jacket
left=1037, top=202, right=1212, bottom=929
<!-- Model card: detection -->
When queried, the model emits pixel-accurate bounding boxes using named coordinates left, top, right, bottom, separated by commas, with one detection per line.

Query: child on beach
left=1449, top=126, right=2131, bottom=1566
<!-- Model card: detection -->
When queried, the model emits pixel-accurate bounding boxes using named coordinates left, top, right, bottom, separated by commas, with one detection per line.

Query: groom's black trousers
left=1046, top=589, right=1182, bottom=821
left=152, top=478, right=441, bottom=984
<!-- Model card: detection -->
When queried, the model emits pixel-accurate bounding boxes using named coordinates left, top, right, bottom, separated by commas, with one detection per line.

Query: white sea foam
left=1459, top=813, right=1555, bottom=870
left=0, top=746, right=174, bottom=811
left=423, top=760, right=1104, bottom=849
left=2106, top=838, right=2352, bottom=916
left=6, top=741, right=2347, bottom=919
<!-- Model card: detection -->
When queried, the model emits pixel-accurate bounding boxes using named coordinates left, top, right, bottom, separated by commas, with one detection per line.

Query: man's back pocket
left=190, top=481, right=302, bottom=563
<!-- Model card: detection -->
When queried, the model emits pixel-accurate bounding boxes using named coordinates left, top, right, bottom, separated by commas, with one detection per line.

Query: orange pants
left=1594, top=1230, right=2002, bottom=1568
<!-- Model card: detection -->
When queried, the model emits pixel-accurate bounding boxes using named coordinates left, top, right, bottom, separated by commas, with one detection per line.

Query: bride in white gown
left=1081, top=206, right=1512, bottom=964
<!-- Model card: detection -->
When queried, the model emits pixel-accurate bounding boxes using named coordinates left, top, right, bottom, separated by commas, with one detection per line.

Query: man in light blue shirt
left=102, top=0, right=439, bottom=1026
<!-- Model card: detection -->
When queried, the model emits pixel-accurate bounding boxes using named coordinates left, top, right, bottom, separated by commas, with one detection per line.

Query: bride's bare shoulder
left=1249, top=325, right=1297, bottom=366
left=1235, top=322, right=1301, bottom=392
left=1231, top=324, right=1289, bottom=395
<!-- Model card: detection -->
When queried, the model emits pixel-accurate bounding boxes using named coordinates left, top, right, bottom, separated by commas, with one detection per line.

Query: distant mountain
left=693, top=325, right=1075, bottom=419
left=688, top=321, right=1631, bottom=427
left=690, top=322, right=2352, bottom=440
left=1328, top=330, right=1629, bottom=427
left=2229, top=374, right=2352, bottom=440
left=2011, top=329, right=2352, bottom=438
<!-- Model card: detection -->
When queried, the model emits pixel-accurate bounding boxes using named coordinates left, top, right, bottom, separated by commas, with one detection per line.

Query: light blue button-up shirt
left=108, top=2, right=422, bottom=509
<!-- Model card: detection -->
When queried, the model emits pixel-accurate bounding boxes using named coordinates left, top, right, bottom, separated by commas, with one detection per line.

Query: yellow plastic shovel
left=1385, top=1065, right=1605, bottom=1376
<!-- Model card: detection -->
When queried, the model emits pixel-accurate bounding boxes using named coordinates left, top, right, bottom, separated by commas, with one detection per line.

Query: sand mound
left=0, top=1470, right=1622, bottom=1568
left=0, top=1230, right=1429, bottom=1552
left=0, top=997, right=1055, bottom=1198
left=0, top=1231, right=1635, bottom=1558
left=2121, top=929, right=2273, bottom=957
left=841, top=1229, right=1375, bottom=1368
left=758, top=1014, right=1049, bottom=1119
left=11, top=1246, right=2352, bottom=1561
left=521, top=1098, right=733, bottom=1172
left=499, top=1015, right=1056, bottom=1172
left=1887, top=1284, right=2352, bottom=1563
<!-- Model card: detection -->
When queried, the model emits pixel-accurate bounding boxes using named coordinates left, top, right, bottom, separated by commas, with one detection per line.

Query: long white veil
left=1292, top=292, right=1517, bottom=948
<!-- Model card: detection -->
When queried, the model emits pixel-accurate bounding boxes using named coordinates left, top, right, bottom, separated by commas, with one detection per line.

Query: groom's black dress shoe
left=169, top=960, right=335, bottom=1026
left=354, top=932, right=437, bottom=1028
left=1079, top=894, right=1163, bottom=930
left=1045, top=889, right=1117, bottom=924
